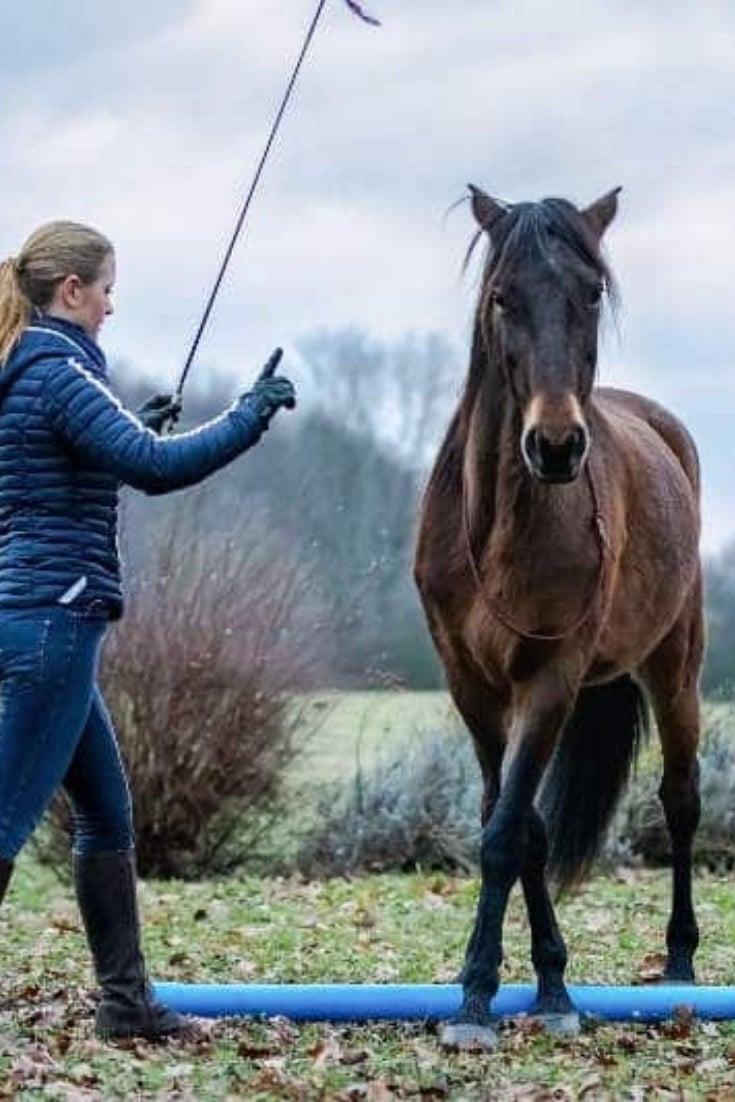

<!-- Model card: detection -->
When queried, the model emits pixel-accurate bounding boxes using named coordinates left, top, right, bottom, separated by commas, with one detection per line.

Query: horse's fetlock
left=667, top=918, right=699, bottom=954
left=460, top=981, right=497, bottom=1022
left=532, top=941, right=567, bottom=975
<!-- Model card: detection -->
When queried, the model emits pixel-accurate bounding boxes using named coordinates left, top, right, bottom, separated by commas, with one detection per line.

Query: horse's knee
left=531, top=933, right=568, bottom=975
left=480, top=818, right=527, bottom=886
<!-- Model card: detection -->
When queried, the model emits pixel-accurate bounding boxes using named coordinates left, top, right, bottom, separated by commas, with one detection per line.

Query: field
left=291, top=692, right=732, bottom=782
left=3, top=693, right=735, bottom=1099
left=292, top=691, right=462, bottom=780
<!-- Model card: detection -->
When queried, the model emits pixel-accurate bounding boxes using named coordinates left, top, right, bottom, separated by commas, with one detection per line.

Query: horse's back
left=593, top=387, right=700, bottom=495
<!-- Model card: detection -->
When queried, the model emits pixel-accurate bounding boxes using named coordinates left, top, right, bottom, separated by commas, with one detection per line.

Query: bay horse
left=414, top=187, right=703, bottom=1050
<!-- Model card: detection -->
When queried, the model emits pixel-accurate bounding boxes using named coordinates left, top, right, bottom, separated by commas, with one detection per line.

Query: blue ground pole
left=151, top=983, right=735, bottom=1023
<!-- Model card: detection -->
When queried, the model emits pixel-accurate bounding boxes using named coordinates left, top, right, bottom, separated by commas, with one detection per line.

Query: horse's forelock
left=479, top=198, right=617, bottom=311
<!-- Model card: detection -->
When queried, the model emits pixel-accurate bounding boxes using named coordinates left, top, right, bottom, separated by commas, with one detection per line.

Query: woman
left=0, top=220, right=296, bottom=1041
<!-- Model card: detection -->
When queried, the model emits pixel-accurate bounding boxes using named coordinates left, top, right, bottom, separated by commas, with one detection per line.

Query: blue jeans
left=0, top=606, right=133, bottom=860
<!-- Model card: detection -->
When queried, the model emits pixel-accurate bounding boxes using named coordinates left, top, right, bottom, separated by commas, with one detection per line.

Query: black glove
left=239, top=348, right=296, bottom=430
left=137, top=393, right=181, bottom=434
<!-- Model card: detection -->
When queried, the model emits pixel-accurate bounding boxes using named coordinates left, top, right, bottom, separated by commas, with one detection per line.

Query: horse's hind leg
left=650, top=685, right=700, bottom=981
left=520, top=809, right=579, bottom=1035
left=641, top=594, right=703, bottom=982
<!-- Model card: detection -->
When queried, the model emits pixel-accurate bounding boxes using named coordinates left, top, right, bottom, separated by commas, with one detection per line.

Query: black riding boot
left=73, top=849, right=199, bottom=1041
left=0, top=858, right=13, bottom=905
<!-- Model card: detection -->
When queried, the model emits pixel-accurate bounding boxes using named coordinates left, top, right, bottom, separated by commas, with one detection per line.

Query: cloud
left=1, top=0, right=735, bottom=546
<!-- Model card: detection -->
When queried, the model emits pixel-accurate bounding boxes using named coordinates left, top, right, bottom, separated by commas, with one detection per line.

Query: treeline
left=114, top=328, right=735, bottom=696
left=114, top=328, right=456, bottom=689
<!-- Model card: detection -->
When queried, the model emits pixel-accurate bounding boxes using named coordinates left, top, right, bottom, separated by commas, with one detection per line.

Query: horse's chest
left=485, top=534, right=598, bottom=615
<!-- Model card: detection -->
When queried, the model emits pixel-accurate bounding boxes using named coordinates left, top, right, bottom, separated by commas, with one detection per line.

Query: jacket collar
left=27, top=313, right=107, bottom=373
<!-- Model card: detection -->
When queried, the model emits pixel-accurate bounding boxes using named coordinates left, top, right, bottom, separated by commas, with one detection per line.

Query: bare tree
left=111, top=328, right=456, bottom=687
left=297, top=328, right=461, bottom=467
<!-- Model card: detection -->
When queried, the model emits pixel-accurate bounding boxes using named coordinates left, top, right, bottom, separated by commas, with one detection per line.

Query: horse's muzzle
left=521, top=424, right=589, bottom=483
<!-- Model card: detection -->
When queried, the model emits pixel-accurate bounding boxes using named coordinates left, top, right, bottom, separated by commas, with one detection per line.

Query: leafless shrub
left=296, top=706, right=735, bottom=879
left=296, top=729, right=482, bottom=878
left=612, top=709, right=735, bottom=870
left=37, top=503, right=323, bottom=879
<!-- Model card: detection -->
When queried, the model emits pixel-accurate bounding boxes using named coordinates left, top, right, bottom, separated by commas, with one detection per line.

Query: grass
left=3, top=860, right=735, bottom=1098
left=7, top=693, right=735, bottom=1097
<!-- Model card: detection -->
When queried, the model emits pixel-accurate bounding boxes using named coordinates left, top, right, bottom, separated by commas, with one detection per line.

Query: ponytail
left=0, top=258, right=31, bottom=366
left=0, top=221, right=113, bottom=367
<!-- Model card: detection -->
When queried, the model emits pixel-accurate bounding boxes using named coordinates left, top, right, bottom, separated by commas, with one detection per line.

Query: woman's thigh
left=0, top=607, right=105, bottom=858
left=63, top=685, right=134, bottom=854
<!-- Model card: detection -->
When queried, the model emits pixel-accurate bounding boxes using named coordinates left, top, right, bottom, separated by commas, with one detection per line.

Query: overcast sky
left=1, top=1, right=734, bottom=549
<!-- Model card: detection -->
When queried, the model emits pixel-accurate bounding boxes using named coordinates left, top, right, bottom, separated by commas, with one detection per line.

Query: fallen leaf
left=633, top=952, right=668, bottom=984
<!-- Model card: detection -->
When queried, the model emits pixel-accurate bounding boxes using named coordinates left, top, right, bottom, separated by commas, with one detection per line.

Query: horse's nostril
left=568, top=426, right=587, bottom=458
left=525, top=427, right=540, bottom=457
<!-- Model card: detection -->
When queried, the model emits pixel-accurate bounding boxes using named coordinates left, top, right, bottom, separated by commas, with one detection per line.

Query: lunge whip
left=173, top=0, right=381, bottom=408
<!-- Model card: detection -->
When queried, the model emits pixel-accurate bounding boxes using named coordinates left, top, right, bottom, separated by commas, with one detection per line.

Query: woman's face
left=48, top=251, right=116, bottom=338
left=74, top=252, right=116, bottom=338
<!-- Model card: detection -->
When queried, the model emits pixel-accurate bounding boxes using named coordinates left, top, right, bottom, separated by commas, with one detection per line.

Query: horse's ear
left=582, top=187, right=622, bottom=240
left=468, top=184, right=508, bottom=238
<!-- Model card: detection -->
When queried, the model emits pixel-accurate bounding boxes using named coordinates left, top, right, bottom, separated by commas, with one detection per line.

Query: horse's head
left=469, top=186, right=619, bottom=484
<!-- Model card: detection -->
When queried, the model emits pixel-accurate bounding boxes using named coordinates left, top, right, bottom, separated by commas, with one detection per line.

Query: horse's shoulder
left=592, top=387, right=699, bottom=491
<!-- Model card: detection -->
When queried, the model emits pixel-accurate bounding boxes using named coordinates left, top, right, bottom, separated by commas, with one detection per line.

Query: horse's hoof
left=539, top=1011, right=581, bottom=1038
left=440, top=1020, right=498, bottom=1052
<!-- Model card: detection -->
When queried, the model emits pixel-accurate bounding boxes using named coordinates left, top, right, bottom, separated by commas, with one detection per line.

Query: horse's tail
left=538, top=674, right=649, bottom=892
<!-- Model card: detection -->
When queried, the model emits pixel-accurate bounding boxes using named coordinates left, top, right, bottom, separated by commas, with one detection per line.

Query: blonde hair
left=0, top=221, right=113, bottom=365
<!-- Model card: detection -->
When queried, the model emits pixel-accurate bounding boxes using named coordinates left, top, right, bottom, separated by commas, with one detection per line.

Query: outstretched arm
left=40, top=352, right=292, bottom=494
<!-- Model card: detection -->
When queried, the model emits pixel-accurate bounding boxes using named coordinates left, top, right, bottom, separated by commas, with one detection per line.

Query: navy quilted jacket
left=0, top=316, right=265, bottom=619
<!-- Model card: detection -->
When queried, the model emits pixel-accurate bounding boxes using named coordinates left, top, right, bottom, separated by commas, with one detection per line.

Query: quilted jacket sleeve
left=40, top=353, right=265, bottom=494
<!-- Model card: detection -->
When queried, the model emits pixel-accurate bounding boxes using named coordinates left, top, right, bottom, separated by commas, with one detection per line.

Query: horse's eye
left=588, top=285, right=603, bottom=309
left=492, top=291, right=507, bottom=312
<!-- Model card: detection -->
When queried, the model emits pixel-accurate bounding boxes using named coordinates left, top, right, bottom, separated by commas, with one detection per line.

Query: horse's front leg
left=442, top=676, right=572, bottom=1051
left=520, top=808, right=579, bottom=1035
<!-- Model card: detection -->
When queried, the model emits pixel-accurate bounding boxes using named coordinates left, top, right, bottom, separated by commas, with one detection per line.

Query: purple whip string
left=343, top=0, right=381, bottom=25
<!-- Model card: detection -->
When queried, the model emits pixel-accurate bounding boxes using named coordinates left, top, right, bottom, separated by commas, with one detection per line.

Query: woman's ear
left=54, top=273, right=84, bottom=309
